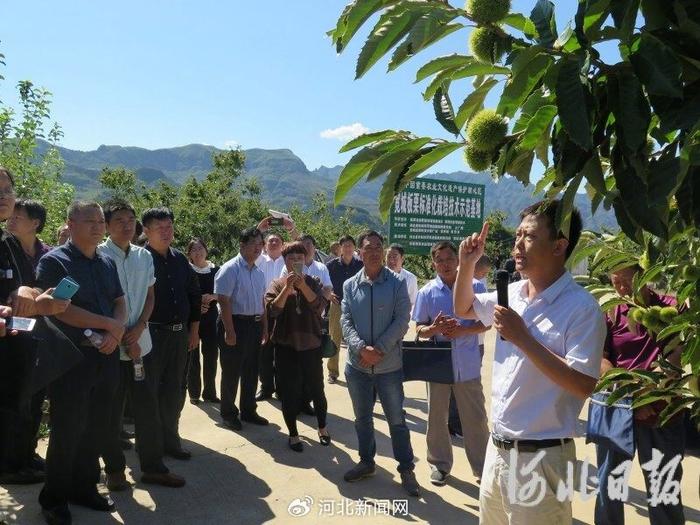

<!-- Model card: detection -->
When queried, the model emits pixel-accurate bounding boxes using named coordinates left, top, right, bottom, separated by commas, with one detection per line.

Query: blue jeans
left=595, top=417, right=686, bottom=525
left=345, top=364, right=414, bottom=473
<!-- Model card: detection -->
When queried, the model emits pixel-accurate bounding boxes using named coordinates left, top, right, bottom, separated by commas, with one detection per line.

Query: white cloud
left=223, top=139, right=240, bottom=149
left=320, top=122, right=370, bottom=141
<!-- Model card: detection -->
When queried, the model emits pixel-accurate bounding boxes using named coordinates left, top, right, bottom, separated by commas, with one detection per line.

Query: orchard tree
left=329, top=0, right=700, bottom=423
left=0, top=52, right=73, bottom=239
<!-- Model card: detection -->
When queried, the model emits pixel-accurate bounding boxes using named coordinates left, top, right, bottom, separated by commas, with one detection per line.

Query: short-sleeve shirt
left=280, top=260, right=332, bottom=288
left=413, top=276, right=486, bottom=382
left=146, top=245, right=201, bottom=325
left=472, top=271, right=605, bottom=439
left=256, top=253, right=286, bottom=289
left=326, top=256, right=364, bottom=300
left=215, top=254, right=266, bottom=316
left=98, top=238, right=156, bottom=360
left=36, top=241, right=124, bottom=345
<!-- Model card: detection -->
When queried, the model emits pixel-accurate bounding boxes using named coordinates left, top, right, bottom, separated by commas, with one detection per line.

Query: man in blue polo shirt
left=36, top=201, right=127, bottom=525
left=413, top=240, right=490, bottom=487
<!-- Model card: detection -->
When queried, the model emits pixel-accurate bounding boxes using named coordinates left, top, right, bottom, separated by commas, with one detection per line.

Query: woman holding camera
left=265, top=241, right=330, bottom=452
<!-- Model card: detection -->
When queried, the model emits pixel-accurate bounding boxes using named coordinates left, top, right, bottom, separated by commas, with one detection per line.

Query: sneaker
left=106, top=471, right=130, bottom=491
left=430, top=469, right=448, bottom=486
left=400, top=471, right=421, bottom=497
left=343, top=462, right=376, bottom=482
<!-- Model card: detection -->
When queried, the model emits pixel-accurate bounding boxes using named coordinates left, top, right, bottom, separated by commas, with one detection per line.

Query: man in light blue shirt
left=215, top=227, right=268, bottom=430
left=413, top=241, right=490, bottom=487
left=98, top=199, right=185, bottom=491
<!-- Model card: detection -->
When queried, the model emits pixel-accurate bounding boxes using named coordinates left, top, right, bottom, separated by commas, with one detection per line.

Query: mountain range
left=35, top=140, right=618, bottom=231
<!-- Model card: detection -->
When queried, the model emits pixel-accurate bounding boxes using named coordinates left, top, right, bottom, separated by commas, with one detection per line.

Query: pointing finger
left=478, top=222, right=490, bottom=243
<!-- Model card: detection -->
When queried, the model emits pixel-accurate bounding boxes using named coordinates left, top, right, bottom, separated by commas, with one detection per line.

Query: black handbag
left=401, top=335, right=453, bottom=384
left=320, top=315, right=337, bottom=358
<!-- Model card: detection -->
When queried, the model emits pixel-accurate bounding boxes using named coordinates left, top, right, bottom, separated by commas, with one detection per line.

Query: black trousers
left=258, top=339, right=276, bottom=395
left=187, top=334, right=218, bottom=400
left=149, top=326, right=189, bottom=452
left=274, top=344, right=327, bottom=436
left=39, top=347, right=119, bottom=509
left=102, top=353, right=168, bottom=475
left=218, top=317, right=262, bottom=420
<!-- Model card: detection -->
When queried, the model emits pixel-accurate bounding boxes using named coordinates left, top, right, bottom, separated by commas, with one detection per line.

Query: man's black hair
left=519, top=199, right=582, bottom=260
left=142, top=207, right=175, bottom=227
left=239, top=227, right=263, bottom=245
left=357, top=230, right=384, bottom=248
left=103, top=198, right=136, bottom=224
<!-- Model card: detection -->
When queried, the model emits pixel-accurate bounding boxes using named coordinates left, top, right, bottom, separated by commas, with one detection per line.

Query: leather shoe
left=165, top=448, right=192, bottom=460
left=106, top=471, right=130, bottom=491
left=120, top=439, right=133, bottom=450
left=202, top=395, right=220, bottom=403
left=31, top=453, right=46, bottom=472
left=223, top=416, right=242, bottom=430
left=255, top=390, right=273, bottom=401
left=142, top=471, right=186, bottom=488
left=288, top=438, right=303, bottom=452
left=241, top=413, right=269, bottom=426
left=120, top=429, right=135, bottom=440
left=0, top=467, right=44, bottom=484
left=41, top=504, right=71, bottom=525
left=190, top=398, right=202, bottom=405
left=69, top=492, right=115, bottom=512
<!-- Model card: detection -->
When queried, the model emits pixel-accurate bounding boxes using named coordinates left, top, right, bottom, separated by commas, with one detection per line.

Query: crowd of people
left=0, top=162, right=690, bottom=525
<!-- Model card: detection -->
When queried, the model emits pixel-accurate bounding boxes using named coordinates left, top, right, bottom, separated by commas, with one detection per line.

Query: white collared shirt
left=472, top=271, right=605, bottom=440
left=97, top=239, right=156, bottom=360
left=397, top=268, right=418, bottom=309
left=256, top=252, right=285, bottom=289
left=280, top=260, right=332, bottom=288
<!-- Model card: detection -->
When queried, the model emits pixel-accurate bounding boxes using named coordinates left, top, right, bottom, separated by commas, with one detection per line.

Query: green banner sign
left=389, top=177, right=485, bottom=255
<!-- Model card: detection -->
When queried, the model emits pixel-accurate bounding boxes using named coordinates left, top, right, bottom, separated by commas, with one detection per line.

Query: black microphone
left=495, top=269, right=509, bottom=340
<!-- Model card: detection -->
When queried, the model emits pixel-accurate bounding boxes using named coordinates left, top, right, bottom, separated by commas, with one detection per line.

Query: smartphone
left=52, top=277, right=80, bottom=300
left=5, top=316, right=36, bottom=332
left=292, top=262, right=304, bottom=275
left=269, top=217, right=284, bottom=226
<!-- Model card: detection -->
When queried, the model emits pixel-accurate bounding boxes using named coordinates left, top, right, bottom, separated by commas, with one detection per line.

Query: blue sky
left=1, top=1, right=587, bottom=174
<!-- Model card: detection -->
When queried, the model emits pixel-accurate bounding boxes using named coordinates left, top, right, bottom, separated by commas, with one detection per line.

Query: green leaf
left=415, top=54, right=472, bottom=83
left=534, top=166, right=556, bottom=194
left=339, top=130, right=408, bottom=153
left=556, top=173, right=583, bottom=239
left=610, top=0, right=640, bottom=44
left=530, top=0, right=558, bottom=48
left=657, top=397, right=696, bottom=427
left=629, top=33, right=683, bottom=99
left=335, top=139, right=407, bottom=204
left=555, top=58, right=592, bottom=150
left=454, top=77, right=499, bottom=129
left=330, top=0, right=401, bottom=53
left=535, top=124, right=552, bottom=167
left=582, top=0, right=611, bottom=38
left=656, top=322, right=691, bottom=342
left=355, top=3, right=434, bottom=79
left=502, top=13, right=538, bottom=39
left=389, top=12, right=462, bottom=71
left=519, top=105, right=557, bottom=150
left=365, top=137, right=433, bottom=181
left=580, top=151, right=606, bottom=194
left=399, top=142, right=463, bottom=182
left=423, top=62, right=509, bottom=101
left=432, top=88, right=460, bottom=135
left=506, top=149, right=535, bottom=184
left=497, top=52, right=553, bottom=118
left=610, top=69, right=651, bottom=152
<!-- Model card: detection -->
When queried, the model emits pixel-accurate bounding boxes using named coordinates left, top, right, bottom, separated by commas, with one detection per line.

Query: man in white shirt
left=254, top=232, right=286, bottom=401
left=454, top=200, right=605, bottom=525
left=386, top=244, right=418, bottom=310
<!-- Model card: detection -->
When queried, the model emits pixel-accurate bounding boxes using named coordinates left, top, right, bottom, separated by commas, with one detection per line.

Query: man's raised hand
left=459, top=222, right=489, bottom=267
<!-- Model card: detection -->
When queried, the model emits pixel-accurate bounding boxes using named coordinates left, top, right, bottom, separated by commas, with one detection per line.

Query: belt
left=491, top=434, right=572, bottom=453
left=232, top=314, right=263, bottom=322
left=149, top=322, right=184, bottom=332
